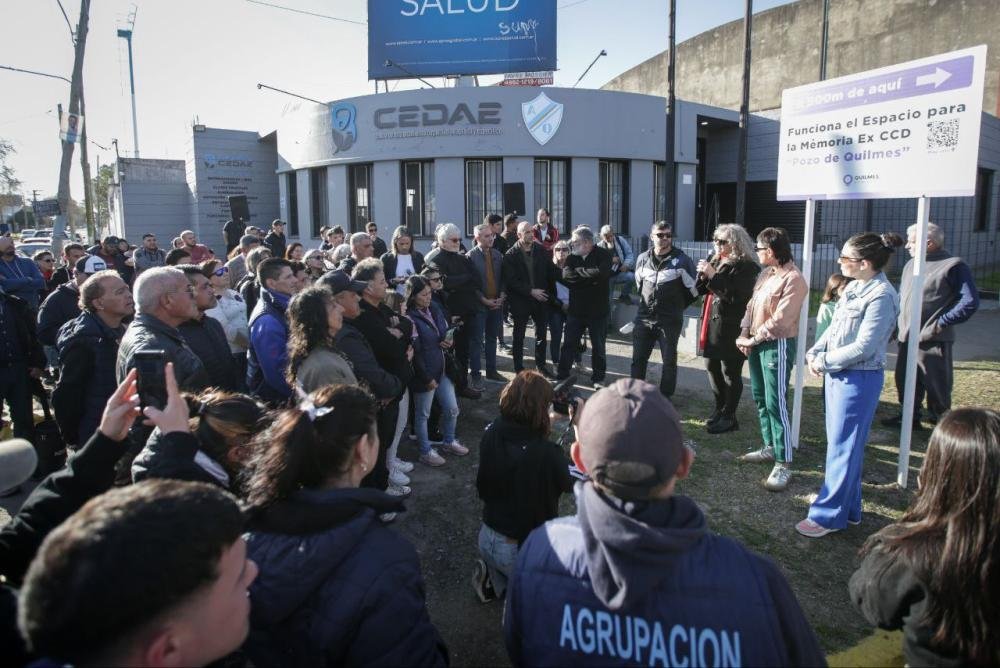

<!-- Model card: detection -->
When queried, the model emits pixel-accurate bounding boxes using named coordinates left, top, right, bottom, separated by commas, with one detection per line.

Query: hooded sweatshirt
left=245, top=487, right=449, bottom=667
left=504, top=482, right=825, bottom=667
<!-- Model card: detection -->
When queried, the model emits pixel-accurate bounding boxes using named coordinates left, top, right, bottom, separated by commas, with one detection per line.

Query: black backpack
left=32, top=386, right=67, bottom=479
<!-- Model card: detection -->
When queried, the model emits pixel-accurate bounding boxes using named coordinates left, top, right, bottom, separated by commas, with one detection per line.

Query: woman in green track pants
left=735, top=227, right=808, bottom=492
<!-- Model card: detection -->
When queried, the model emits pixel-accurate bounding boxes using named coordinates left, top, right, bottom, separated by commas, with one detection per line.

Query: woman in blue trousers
left=796, top=231, right=902, bottom=538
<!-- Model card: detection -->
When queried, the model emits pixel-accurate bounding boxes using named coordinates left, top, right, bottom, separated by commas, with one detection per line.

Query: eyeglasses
left=754, top=246, right=769, bottom=252
left=213, top=266, right=230, bottom=277
left=554, top=247, right=570, bottom=253
left=712, top=239, right=729, bottom=245
left=654, top=232, right=673, bottom=239
left=838, top=255, right=863, bottom=263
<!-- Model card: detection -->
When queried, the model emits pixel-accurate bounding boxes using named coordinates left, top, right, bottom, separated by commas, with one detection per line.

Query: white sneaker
left=387, top=484, right=411, bottom=498
left=391, top=457, right=415, bottom=474
left=379, top=512, right=398, bottom=523
left=388, top=468, right=410, bottom=486
left=764, top=464, right=792, bottom=492
left=419, top=449, right=446, bottom=467
left=441, top=440, right=469, bottom=456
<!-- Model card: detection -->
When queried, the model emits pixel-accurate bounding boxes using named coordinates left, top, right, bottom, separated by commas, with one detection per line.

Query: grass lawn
left=674, top=359, right=1000, bottom=655
left=551, top=358, right=1000, bottom=660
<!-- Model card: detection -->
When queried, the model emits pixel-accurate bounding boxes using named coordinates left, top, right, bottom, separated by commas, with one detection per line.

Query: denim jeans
left=478, top=523, right=519, bottom=597
left=413, top=375, right=459, bottom=454
left=469, top=308, right=502, bottom=376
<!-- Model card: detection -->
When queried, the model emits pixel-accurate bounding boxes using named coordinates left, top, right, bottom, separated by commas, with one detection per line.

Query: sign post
left=777, top=45, right=987, bottom=487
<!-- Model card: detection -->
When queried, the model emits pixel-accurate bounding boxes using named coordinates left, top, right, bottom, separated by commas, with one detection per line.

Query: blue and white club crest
left=522, top=92, right=563, bottom=146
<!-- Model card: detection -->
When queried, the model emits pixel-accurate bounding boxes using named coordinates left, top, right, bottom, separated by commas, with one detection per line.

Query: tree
left=0, top=138, right=22, bottom=194
left=91, top=163, right=113, bottom=230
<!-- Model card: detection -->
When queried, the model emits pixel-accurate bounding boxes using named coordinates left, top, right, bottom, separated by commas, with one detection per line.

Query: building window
left=974, top=167, right=993, bottom=232
left=599, top=159, right=629, bottom=235
left=534, top=159, right=570, bottom=233
left=402, top=161, right=435, bottom=237
left=653, top=162, right=667, bottom=223
left=309, top=167, right=327, bottom=238
left=349, top=164, right=373, bottom=233
left=286, top=172, right=299, bottom=237
left=465, top=158, right=503, bottom=236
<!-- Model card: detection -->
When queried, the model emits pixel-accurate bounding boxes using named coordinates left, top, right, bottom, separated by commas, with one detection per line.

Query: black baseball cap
left=577, top=379, right=685, bottom=501
left=318, top=270, right=366, bottom=296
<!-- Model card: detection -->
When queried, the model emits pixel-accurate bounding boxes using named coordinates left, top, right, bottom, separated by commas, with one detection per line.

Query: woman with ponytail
left=132, top=390, right=267, bottom=492
left=796, top=232, right=903, bottom=538
left=242, top=384, right=448, bottom=667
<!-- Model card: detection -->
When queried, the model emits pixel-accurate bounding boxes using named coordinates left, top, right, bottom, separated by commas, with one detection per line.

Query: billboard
left=776, top=45, right=987, bottom=200
left=368, top=0, right=557, bottom=80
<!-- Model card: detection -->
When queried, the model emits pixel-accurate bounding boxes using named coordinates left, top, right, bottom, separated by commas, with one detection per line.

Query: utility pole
left=79, top=87, right=94, bottom=240
left=52, top=0, right=90, bottom=256
left=734, top=0, right=753, bottom=228
left=664, top=0, right=677, bottom=227
left=118, top=8, right=139, bottom=157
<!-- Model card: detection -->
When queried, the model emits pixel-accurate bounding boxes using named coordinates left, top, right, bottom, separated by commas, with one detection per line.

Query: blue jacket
left=245, top=487, right=449, bottom=667
left=504, top=483, right=825, bottom=667
left=808, top=271, right=899, bottom=373
left=247, top=288, right=291, bottom=403
left=0, top=255, right=45, bottom=309
left=407, top=302, right=449, bottom=389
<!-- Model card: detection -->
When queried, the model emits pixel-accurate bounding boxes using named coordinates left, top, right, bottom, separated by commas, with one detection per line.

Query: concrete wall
left=187, top=128, right=279, bottom=254
left=118, top=159, right=191, bottom=248
left=602, top=0, right=1000, bottom=117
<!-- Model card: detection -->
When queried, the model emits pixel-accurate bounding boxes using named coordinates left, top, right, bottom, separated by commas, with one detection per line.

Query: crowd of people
left=0, top=210, right=995, bottom=666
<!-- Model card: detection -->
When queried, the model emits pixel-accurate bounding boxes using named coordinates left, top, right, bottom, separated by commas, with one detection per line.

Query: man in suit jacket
left=468, top=222, right=506, bottom=390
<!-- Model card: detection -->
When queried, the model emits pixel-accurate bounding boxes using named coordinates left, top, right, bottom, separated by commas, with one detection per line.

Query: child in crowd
left=815, top=272, right=854, bottom=344
left=849, top=408, right=1000, bottom=666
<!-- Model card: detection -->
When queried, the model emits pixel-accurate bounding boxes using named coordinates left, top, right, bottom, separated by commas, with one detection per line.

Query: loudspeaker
left=503, top=183, right=525, bottom=217
left=228, top=195, right=250, bottom=222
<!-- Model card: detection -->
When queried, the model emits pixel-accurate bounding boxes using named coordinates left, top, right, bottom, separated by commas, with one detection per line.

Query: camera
left=551, top=375, right=579, bottom=416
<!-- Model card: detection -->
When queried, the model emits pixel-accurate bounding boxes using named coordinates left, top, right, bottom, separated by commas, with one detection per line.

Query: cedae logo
left=203, top=154, right=253, bottom=169
left=522, top=92, right=563, bottom=146
left=373, top=103, right=502, bottom=129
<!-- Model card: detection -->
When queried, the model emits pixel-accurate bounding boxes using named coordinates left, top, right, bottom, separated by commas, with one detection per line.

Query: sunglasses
left=654, top=232, right=673, bottom=239
left=754, top=246, right=769, bottom=252
left=447, top=238, right=461, bottom=243
left=427, top=275, right=443, bottom=282
left=712, top=238, right=729, bottom=245
left=213, top=266, right=230, bottom=276
left=838, top=255, right=863, bottom=263
left=554, top=247, right=570, bottom=253
left=39, top=257, right=55, bottom=262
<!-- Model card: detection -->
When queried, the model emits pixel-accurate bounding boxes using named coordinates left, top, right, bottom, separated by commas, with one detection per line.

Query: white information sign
left=777, top=45, right=987, bottom=200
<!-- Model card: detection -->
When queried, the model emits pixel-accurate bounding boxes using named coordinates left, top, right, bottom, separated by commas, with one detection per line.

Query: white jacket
left=205, top=289, right=250, bottom=353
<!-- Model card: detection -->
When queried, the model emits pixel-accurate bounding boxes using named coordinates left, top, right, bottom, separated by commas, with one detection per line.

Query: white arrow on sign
left=916, top=67, right=952, bottom=88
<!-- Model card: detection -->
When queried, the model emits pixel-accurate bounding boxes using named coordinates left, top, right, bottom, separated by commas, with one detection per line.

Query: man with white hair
left=425, top=223, right=482, bottom=399
left=597, top=224, right=636, bottom=307
left=882, top=221, right=979, bottom=428
left=179, top=230, right=211, bottom=263
left=556, top=226, right=613, bottom=387
left=225, top=233, right=261, bottom=287
left=116, top=266, right=209, bottom=392
left=338, top=231, right=375, bottom=275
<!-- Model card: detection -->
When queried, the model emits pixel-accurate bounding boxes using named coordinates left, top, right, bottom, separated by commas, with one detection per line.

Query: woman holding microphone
left=695, top=224, right=760, bottom=434
left=796, top=231, right=902, bottom=537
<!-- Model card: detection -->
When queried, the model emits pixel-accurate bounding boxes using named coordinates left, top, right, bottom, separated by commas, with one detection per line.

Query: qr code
left=927, top=119, right=960, bottom=152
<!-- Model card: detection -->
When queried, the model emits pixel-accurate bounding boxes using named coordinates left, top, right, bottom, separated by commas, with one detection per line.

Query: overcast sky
left=1, top=0, right=796, bottom=201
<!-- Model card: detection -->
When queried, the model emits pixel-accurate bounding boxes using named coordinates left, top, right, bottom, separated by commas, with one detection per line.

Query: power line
left=244, top=0, right=365, bottom=25
left=0, top=64, right=72, bottom=84
left=54, top=0, right=76, bottom=42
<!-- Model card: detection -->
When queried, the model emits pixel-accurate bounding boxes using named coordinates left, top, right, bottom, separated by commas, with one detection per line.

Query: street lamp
left=117, top=27, right=140, bottom=157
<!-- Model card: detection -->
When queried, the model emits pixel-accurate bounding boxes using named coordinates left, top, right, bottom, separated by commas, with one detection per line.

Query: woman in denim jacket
left=796, top=232, right=903, bottom=538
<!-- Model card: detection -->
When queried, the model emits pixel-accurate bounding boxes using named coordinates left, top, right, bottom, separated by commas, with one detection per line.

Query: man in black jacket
left=425, top=223, right=482, bottom=399
left=223, top=217, right=246, bottom=255
left=37, top=254, right=107, bottom=349
left=53, top=271, right=132, bottom=449
left=503, top=221, right=554, bottom=377
left=263, top=219, right=287, bottom=260
left=177, top=265, right=241, bottom=392
left=0, top=287, right=45, bottom=442
left=48, top=243, right=86, bottom=289
left=556, top=227, right=613, bottom=386
left=366, top=221, right=388, bottom=258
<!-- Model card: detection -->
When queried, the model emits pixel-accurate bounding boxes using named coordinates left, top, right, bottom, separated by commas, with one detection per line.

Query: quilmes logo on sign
left=331, top=102, right=358, bottom=152
left=203, top=154, right=254, bottom=169
left=522, top=92, right=563, bottom=146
